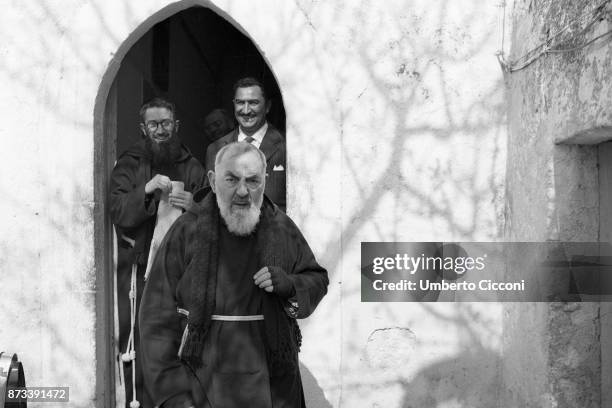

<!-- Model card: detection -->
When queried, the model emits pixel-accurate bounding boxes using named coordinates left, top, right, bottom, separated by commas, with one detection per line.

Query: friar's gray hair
left=214, top=141, right=267, bottom=174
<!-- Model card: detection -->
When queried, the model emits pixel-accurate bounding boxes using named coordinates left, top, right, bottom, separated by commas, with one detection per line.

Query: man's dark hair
left=139, top=97, right=176, bottom=122
left=232, top=77, right=267, bottom=100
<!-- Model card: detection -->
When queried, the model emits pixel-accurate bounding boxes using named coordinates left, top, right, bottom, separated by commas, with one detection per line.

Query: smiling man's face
left=140, top=106, right=182, bottom=166
left=233, top=85, right=270, bottom=136
left=141, top=107, right=177, bottom=144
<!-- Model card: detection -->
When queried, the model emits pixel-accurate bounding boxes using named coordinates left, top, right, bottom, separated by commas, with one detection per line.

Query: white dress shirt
left=237, top=122, right=268, bottom=149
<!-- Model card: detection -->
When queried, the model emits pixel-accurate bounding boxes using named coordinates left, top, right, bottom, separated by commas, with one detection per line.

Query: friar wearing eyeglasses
left=110, top=97, right=205, bottom=408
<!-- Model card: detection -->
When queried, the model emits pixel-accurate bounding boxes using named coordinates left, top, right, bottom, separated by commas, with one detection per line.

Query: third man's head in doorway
left=203, top=108, right=234, bottom=141
left=232, top=77, right=271, bottom=136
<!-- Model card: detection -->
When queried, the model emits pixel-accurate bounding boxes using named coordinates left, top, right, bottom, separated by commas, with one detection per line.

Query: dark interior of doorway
left=114, top=6, right=286, bottom=165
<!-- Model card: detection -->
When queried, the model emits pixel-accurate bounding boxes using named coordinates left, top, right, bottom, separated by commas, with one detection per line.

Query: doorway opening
left=113, top=6, right=285, bottom=164
left=94, top=4, right=286, bottom=406
left=597, top=141, right=612, bottom=407
left=551, top=139, right=612, bottom=407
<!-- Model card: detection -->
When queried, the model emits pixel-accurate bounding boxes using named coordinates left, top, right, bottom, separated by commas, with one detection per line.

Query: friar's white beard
left=217, top=194, right=262, bottom=236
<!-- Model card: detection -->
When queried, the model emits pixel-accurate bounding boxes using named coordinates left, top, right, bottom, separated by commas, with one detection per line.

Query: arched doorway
left=114, top=6, right=285, bottom=164
left=94, top=4, right=286, bottom=406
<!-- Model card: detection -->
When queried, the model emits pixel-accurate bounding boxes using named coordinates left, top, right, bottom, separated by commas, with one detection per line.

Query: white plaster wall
left=504, top=1, right=610, bottom=405
left=0, top=1, right=506, bottom=406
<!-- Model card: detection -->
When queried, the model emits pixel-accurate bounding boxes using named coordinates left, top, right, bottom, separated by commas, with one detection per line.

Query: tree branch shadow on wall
left=0, top=1, right=509, bottom=407
left=396, top=347, right=509, bottom=408
left=289, top=1, right=507, bottom=406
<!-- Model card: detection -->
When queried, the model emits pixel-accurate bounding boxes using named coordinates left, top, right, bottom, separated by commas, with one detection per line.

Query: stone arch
left=93, top=2, right=286, bottom=405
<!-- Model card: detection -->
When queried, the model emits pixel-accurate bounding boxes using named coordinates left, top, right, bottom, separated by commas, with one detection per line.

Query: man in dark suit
left=205, top=77, right=286, bottom=211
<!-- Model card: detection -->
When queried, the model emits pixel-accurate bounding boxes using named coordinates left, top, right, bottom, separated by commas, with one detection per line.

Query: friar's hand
left=253, top=266, right=295, bottom=298
left=169, top=190, right=194, bottom=211
left=145, top=174, right=172, bottom=194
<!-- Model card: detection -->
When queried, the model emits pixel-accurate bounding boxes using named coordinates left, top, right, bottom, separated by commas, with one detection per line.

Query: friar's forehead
left=215, top=142, right=267, bottom=173
left=219, top=150, right=265, bottom=176
left=143, top=107, right=174, bottom=120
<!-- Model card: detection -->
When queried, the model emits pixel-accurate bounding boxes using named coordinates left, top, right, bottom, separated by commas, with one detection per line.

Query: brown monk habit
left=139, top=192, right=329, bottom=408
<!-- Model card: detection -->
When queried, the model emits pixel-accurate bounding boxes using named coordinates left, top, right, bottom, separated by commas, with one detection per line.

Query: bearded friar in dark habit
left=110, top=97, right=205, bottom=408
left=139, top=141, right=328, bottom=408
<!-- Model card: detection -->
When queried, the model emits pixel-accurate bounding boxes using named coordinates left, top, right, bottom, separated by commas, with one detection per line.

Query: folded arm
left=110, top=157, right=157, bottom=228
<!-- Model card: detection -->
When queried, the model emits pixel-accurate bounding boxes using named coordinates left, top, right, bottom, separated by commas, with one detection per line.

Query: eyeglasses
left=144, top=119, right=175, bottom=132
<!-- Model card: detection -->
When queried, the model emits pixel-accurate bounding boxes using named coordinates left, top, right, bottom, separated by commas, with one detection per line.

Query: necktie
left=245, top=136, right=255, bottom=144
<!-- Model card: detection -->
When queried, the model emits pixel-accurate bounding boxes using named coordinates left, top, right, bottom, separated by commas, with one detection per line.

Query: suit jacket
left=205, top=124, right=286, bottom=211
